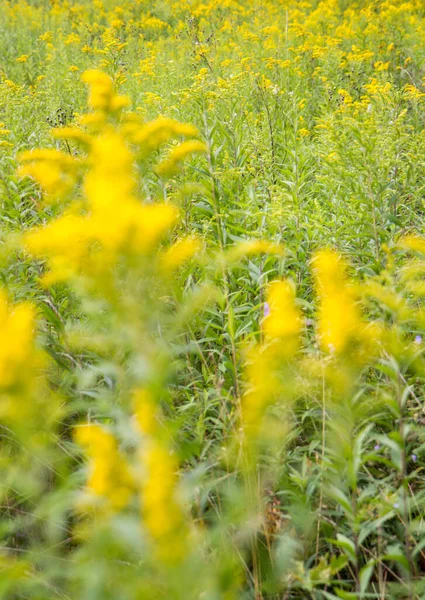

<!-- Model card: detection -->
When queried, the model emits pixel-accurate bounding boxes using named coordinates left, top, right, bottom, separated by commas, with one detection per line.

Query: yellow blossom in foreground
left=133, top=388, right=159, bottom=436
left=225, top=240, right=284, bottom=262
left=82, top=69, right=129, bottom=113
left=156, top=140, right=206, bottom=178
left=159, top=237, right=201, bottom=273
left=51, top=126, right=90, bottom=146
left=24, top=201, right=178, bottom=284
left=263, top=280, right=301, bottom=345
left=23, top=212, right=92, bottom=284
left=0, top=291, right=35, bottom=390
left=74, top=424, right=134, bottom=513
left=132, top=117, right=199, bottom=156
left=141, top=440, right=188, bottom=563
left=241, top=345, right=280, bottom=439
left=19, top=70, right=204, bottom=284
left=398, top=235, right=425, bottom=255
left=312, top=250, right=360, bottom=355
left=84, top=130, right=135, bottom=207
left=19, top=149, right=79, bottom=202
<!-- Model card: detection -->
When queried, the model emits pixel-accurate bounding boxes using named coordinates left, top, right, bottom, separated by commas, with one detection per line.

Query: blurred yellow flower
left=312, top=250, right=360, bottom=355
left=74, top=424, right=134, bottom=513
left=263, top=280, right=301, bottom=345
left=141, top=440, right=188, bottom=563
left=0, top=291, right=35, bottom=390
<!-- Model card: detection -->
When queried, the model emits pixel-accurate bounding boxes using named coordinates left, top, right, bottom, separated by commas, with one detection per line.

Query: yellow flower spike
left=19, top=148, right=79, bottom=202
left=24, top=202, right=178, bottom=283
left=132, top=116, right=200, bottom=157
left=133, top=388, right=160, bottom=436
left=312, top=250, right=361, bottom=355
left=19, top=70, right=191, bottom=283
left=140, top=439, right=188, bottom=564
left=155, top=140, right=207, bottom=178
left=225, top=240, right=285, bottom=263
left=374, top=61, right=390, bottom=71
left=263, top=280, right=302, bottom=346
left=87, top=201, right=178, bottom=256
left=398, top=235, right=425, bottom=255
left=403, top=84, right=425, bottom=100
left=159, top=237, right=201, bottom=273
left=0, top=291, right=35, bottom=392
left=84, top=131, right=135, bottom=209
left=74, top=423, right=134, bottom=513
left=51, top=126, right=90, bottom=146
left=81, top=69, right=129, bottom=113
left=23, top=212, right=91, bottom=284
left=78, top=112, right=106, bottom=128
left=109, top=94, right=130, bottom=112
left=38, top=31, right=52, bottom=43
left=131, top=204, right=178, bottom=253
left=241, top=345, right=280, bottom=439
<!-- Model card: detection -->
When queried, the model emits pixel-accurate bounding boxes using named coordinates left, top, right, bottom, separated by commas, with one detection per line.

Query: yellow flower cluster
left=242, top=279, right=301, bottom=441
left=134, top=388, right=189, bottom=563
left=19, top=149, right=78, bottom=201
left=19, top=70, right=204, bottom=285
left=312, top=250, right=360, bottom=355
left=74, top=424, right=134, bottom=513
left=132, top=116, right=200, bottom=157
left=140, top=440, right=188, bottom=563
left=159, top=237, right=201, bottom=273
left=156, top=140, right=207, bottom=178
left=82, top=69, right=129, bottom=114
left=0, top=122, right=11, bottom=148
left=241, top=346, right=280, bottom=439
left=263, top=280, right=301, bottom=344
left=73, top=387, right=190, bottom=565
left=0, top=291, right=35, bottom=392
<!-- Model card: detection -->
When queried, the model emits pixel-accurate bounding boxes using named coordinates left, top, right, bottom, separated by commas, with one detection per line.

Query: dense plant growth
left=2, top=1, right=425, bottom=598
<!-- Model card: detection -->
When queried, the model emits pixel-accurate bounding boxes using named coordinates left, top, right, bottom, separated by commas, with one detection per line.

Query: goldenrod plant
left=2, top=2, right=425, bottom=599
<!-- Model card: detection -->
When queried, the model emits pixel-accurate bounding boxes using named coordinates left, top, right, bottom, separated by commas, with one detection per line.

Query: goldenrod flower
left=225, top=240, right=284, bottom=263
left=38, top=31, right=52, bottom=43
left=159, top=237, right=201, bottom=273
left=263, top=280, right=301, bottom=346
left=19, top=148, right=79, bottom=202
left=140, top=440, right=188, bottom=563
left=133, top=388, right=159, bottom=436
left=0, top=291, right=35, bottom=390
left=132, top=117, right=199, bottom=156
left=312, top=250, right=360, bottom=355
left=74, top=423, right=134, bottom=513
left=155, top=140, right=206, bottom=178
left=82, top=69, right=129, bottom=113
left=241, top=345, right=280, bottom=439
left=23, top=212, right=91, bottom=284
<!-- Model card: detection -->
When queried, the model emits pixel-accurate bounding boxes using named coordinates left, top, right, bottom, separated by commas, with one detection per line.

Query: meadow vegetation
left=2, top=0, right=425, bottom=598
